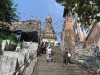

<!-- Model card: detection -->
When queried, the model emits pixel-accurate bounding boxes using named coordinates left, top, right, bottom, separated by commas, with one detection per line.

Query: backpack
left=42, top=45, right=45, bottom=48
left=63, top=51, right=68, bottom=57
left=51, top=51, right=54, bottom=55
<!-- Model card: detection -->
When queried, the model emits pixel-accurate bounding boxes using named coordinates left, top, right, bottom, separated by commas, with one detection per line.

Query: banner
left=17, top=12, right=64, bottom=22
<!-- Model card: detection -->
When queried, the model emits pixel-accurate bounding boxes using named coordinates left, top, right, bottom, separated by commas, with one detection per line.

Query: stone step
left=32, top=46, right=70, bottom=75
left=32, top=46, right=95, bottom=75
left=67, top=64, right=90, bottom=75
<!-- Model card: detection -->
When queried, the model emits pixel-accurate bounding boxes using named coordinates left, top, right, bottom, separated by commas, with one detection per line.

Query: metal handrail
left=12, top=52, right=37, bottom=75
left=54, top=51, right=97, bottom=75
left=70, top=59, right=97, bottom=75
left=12, top=58, right=30, bottom=75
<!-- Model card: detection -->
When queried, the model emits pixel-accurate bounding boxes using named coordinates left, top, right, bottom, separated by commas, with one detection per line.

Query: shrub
left=0, top=38, right=3, bottom=49
left=0, top=27, right=18, bottom=48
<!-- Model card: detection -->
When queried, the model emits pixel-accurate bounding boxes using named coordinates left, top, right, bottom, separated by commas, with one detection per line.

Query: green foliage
left=55, top=0, right=100, bottom=22
left=7, top=33, right=18, bottom=45
left=0, top=0, right=19, bottom=25
left=0, top=27, right=18, bottom=48
left=56, top=0, right=66, bottom=5
left=0, top=38, right=3, bottom=49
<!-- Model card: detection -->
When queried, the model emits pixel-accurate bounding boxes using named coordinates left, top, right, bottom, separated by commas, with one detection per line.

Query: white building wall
left=76, top=23, right=86, bottom=42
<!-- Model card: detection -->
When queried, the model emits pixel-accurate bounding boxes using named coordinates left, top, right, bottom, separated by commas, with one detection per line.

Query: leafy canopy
left=55, top=0, right=100, bottom=22
left=0, top=0, right=19, bottom=25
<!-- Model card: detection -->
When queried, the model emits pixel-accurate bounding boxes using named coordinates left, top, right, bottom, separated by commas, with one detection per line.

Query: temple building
left=10, top=20, right=41, bottom=42
left=41, top=15, right=57, bottom=43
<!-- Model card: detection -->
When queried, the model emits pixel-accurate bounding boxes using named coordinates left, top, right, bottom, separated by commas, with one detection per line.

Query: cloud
left=49, top=0, right=64, bottom=17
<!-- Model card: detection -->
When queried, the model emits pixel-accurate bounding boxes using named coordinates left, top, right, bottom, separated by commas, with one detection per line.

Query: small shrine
left=42, top=15, right=57, bottom=44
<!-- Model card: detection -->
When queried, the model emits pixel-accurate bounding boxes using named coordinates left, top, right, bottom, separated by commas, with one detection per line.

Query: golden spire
left=46, top=14, right=52, bottom=23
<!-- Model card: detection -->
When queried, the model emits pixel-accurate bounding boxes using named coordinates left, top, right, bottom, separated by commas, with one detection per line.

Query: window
left=75, top=25, right=78, bottom=34
left=78, top=37, right=80, bottom=42
left=84, top=24, right=89, bottom=36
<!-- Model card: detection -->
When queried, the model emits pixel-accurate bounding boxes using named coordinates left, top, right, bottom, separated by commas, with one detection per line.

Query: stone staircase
left=67, top=64, right=85, bottom=75
left=32, top=46, right=69, bottom=75
left=32, top=45, right=97, bottom=75
left=34, top=54, right=69, bottom=75
left=66, top=63, right=97, bottom=75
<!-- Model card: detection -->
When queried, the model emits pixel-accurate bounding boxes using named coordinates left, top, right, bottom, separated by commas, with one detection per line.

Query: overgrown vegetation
left=55, top=0, right=100, bottom=23
left=0, top=27, right=18, bottom=49
left=0, top=0, right=19, bottom=49
left=0, top=0, right=19, bottom=25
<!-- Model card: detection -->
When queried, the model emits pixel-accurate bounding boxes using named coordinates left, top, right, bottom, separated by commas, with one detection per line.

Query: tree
left=0, top=0, right=19, bottom=25
left=55, top=0, right=100, bottom=23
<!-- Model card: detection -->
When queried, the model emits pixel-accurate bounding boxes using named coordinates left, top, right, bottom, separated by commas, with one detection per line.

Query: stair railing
left=68, top=58, right=97, bottom=75
left=12, top=51, right=37, bottom=75
left=12, top=58, right=30, bottom=75
left=53, top=47, right=98, bottom=75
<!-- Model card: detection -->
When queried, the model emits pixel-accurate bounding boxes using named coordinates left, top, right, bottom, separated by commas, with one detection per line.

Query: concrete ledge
left=0, top=56, right=19, bottom=75
left=2, top=40, right=15, bottom=51
left=3, top=51, right=26, bottom=65
left=23, top=57, right=37, bottom=75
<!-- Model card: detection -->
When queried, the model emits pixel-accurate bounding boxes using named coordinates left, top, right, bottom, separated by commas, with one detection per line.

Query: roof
left=10, top=20, right=41, bottom=32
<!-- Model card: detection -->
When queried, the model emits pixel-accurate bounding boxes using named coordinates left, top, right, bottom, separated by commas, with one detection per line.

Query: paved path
left=32, top=46, right=70, bottom=75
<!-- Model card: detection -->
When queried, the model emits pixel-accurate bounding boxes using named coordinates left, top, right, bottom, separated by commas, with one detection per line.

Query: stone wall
left=74, top=40, right=100, bottom=70
left=20, top=42, right=38, bottom=75
left=1, top=40, right=15, bottom=51
left=23, top=54, right=37, bottom=75
left=0, top=56, right=19, bottom=75
left=98, top=38, right=100, bottom=51
left=84, top=57, right=100, bottom=70
left=0, top=42, right=38, bottom=75
left=3, top=51, right=26, bottom=65
left=74, top=42, right=95, bottom=63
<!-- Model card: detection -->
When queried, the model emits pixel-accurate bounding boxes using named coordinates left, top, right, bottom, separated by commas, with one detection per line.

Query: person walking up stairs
left=32, top=45, right=70, bottom=75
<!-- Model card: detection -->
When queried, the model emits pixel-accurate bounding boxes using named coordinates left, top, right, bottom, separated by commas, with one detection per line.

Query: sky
left=14, top=0, right=64, bottom=42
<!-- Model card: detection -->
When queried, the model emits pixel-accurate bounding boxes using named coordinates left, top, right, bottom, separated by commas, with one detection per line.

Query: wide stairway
left=32, top=45, right=97, bottom=75
left=32, top=46, right=70, bottom=75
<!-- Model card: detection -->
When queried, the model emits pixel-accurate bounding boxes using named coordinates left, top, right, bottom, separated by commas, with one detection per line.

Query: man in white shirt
left=46, top=47, right=52, bottom=62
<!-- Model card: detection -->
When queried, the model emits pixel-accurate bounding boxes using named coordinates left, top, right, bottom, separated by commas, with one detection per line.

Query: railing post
left=81, top=67, right=84, bottom=75
left=86, top=67, right=89, bottom=75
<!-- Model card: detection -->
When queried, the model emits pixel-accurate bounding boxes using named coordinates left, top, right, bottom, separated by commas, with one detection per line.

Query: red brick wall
left=64, top=17, right=76, bottom=45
